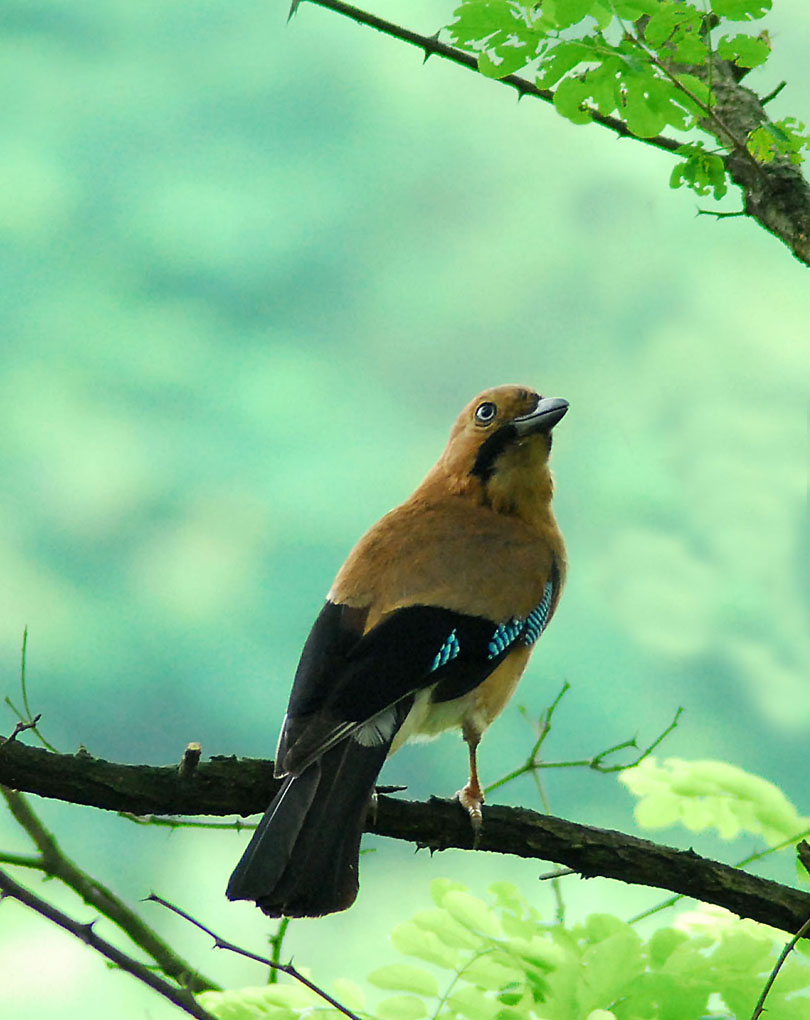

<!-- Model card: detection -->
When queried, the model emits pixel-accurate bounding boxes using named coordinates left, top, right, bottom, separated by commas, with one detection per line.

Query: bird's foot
left=455, top=780, right=484, bottom=845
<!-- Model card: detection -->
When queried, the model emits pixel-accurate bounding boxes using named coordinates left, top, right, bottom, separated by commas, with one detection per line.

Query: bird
left=227, top=384, right=568, bottom=918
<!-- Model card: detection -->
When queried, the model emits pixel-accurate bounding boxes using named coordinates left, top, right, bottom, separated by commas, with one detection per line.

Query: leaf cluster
left=199, top=878, right=810, bottom=1020
left=444, top=0, right=807, bottom=199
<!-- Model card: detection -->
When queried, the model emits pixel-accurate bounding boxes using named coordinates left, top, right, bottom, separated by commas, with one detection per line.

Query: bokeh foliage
left=1, top=0, right=809, bottom=1016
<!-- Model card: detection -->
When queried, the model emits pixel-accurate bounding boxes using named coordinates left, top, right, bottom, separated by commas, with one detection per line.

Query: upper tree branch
left=295, top=0, right=810, bottom=267
left=2, top=737, right=809, bottom=936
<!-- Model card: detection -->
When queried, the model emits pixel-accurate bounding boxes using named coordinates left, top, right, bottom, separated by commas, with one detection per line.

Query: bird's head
left=424, top=385, right=568, bottom=522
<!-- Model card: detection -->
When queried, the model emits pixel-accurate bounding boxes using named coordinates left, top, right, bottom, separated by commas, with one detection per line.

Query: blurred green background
left=1, top=0, right=808, bottom=1016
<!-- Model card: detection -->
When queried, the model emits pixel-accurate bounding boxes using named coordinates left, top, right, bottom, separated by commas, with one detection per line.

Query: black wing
left=275, top=570, right=560, bottom=777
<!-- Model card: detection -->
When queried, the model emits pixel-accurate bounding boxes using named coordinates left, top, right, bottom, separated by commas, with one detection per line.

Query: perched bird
left=227, top=385, right=568, bottom=918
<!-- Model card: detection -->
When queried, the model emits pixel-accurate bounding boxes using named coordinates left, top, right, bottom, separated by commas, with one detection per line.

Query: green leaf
left=198, top=984, right=317, bottom=1020
left=431, top=878, right=470, bottom=907
left=412, top=908, right=482, bottom=949
left=620, top=757, right=810, bottom=842
left=448, top=985, right=499, bottom=1020
left=578, top=927, right=644, bottom=1014
left=644, top=2, right=699, bottom=48
left=488, top=882, right=525, bottom=916
left=544, top=0, right=598, bottom=30
left=553, top=75, right=594, bottom=125
left=368, top=966, right=440, bottom=997
left=611, top=0, right=660, bottom=15
left=376, top=996, right=429, bottom=1020
left=747, top=119, right=810, bottom=165
left=621, top=70, right=670, bottom=138
left=711, top=0, right=772, bottom=20
left=447, top=1, right=548, bottom=79
left=443, top=890, right=503, bottom=936
left=536, top=39, right=602, bottom=90
left=459, top=955, right=526, bottom=991
left=392, top=921, right=460, bottom=968
left=717, top=33, right=771, bottom=67
left=647, top=927, right=690, bottom=969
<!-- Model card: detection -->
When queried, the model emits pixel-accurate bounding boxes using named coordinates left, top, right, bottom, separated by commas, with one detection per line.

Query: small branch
left=0, top=786, right=218, bottom=994
left=0, top=868, right=217, bottom=1020
left=294, top=0, right=682, bottom=157
left=697, top=207, right=746, bottom=218
left=3, top=626, right=58, bottom=753
left=750, top=914, right=810, bottom=1020
left=485, top=683, right=570, bottom=794
left=267, top=916, right=292, bottom=985
left=179, top=743, right=202, bottom=779
left=5, top=714, right=42, bottom=744
left=487, top=705, right=682, bottom=790
left=538, top=867, right=576, bottom=880
left=120, top=813, right=256, bottom=831
left=761, top=81, right=787, bottom=105
left=148, top=894, right=361, bottom=1020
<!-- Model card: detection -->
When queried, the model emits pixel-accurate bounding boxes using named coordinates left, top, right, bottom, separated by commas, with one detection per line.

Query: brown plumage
left=227, top=384, right=568, bottom=917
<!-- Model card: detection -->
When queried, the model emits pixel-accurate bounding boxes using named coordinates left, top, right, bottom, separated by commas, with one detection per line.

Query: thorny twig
left=148, top=894, right=362, bottom=1020
left=0, top=869, right=217, bottom=1020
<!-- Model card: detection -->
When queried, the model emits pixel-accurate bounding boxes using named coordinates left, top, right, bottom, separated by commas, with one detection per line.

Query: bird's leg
left=456, top=725, right=484, bottom=838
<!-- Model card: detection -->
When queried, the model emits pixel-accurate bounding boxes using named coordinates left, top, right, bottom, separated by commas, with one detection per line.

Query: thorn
left=288, top=0, right=301, bottom=22
left=422, top=33, right=439, bottom=64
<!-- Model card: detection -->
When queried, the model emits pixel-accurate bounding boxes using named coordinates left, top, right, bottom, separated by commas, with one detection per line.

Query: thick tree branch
left=2, top=736, right=809, bottom=936
left=292, top=0, right=810, bottom=266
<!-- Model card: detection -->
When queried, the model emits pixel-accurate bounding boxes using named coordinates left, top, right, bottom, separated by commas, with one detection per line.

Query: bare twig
left=120, top=813, right=256, bottom=831
left=750, top=914, right=810, bottom=1020
left=3, top=627, right=58, bottom=752
left=761, top=81, right=787, bottom=105
left=148, top=894, right=362, bottom=1020
left=538, top=867, right=576, bottom=881
left=179, top=742, right=202, bottom=778
left=0, top=786, right=218, bottom=994
left=486, top=704, right=682, bottom=791
left=0, top=868, right=217, bottom=1020
left=5, top=714, right=42, bottom=744
left=267, top=916, right=291, bottom=985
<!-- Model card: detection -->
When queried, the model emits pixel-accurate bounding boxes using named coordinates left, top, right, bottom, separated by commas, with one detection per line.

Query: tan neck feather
left=414, top=441, right=555, bottom=534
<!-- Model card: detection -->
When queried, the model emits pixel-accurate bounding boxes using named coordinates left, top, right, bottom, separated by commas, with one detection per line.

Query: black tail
left=226, top=736, right=392, bottom=917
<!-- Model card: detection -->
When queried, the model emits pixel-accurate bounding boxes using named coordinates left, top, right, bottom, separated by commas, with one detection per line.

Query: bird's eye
left=474, top=401, right=498, bottom=425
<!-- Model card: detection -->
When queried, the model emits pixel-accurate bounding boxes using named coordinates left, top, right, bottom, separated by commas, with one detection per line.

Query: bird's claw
left=456, top=782, right=484, bottom=846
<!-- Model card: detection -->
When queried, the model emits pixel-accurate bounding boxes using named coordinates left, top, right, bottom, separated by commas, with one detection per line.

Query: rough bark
left=2, top=736, right=808, bottom=936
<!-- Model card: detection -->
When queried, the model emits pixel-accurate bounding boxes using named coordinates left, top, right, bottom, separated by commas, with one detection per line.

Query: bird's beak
left=513, top=397, right=569, bottom=435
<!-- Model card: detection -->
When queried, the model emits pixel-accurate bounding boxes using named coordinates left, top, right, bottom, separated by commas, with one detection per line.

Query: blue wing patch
left=522, top=579, right=555, bottom=646
left=487, top=579, right=555, bottom=659
left=431, top=629, right=460, bottom=671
